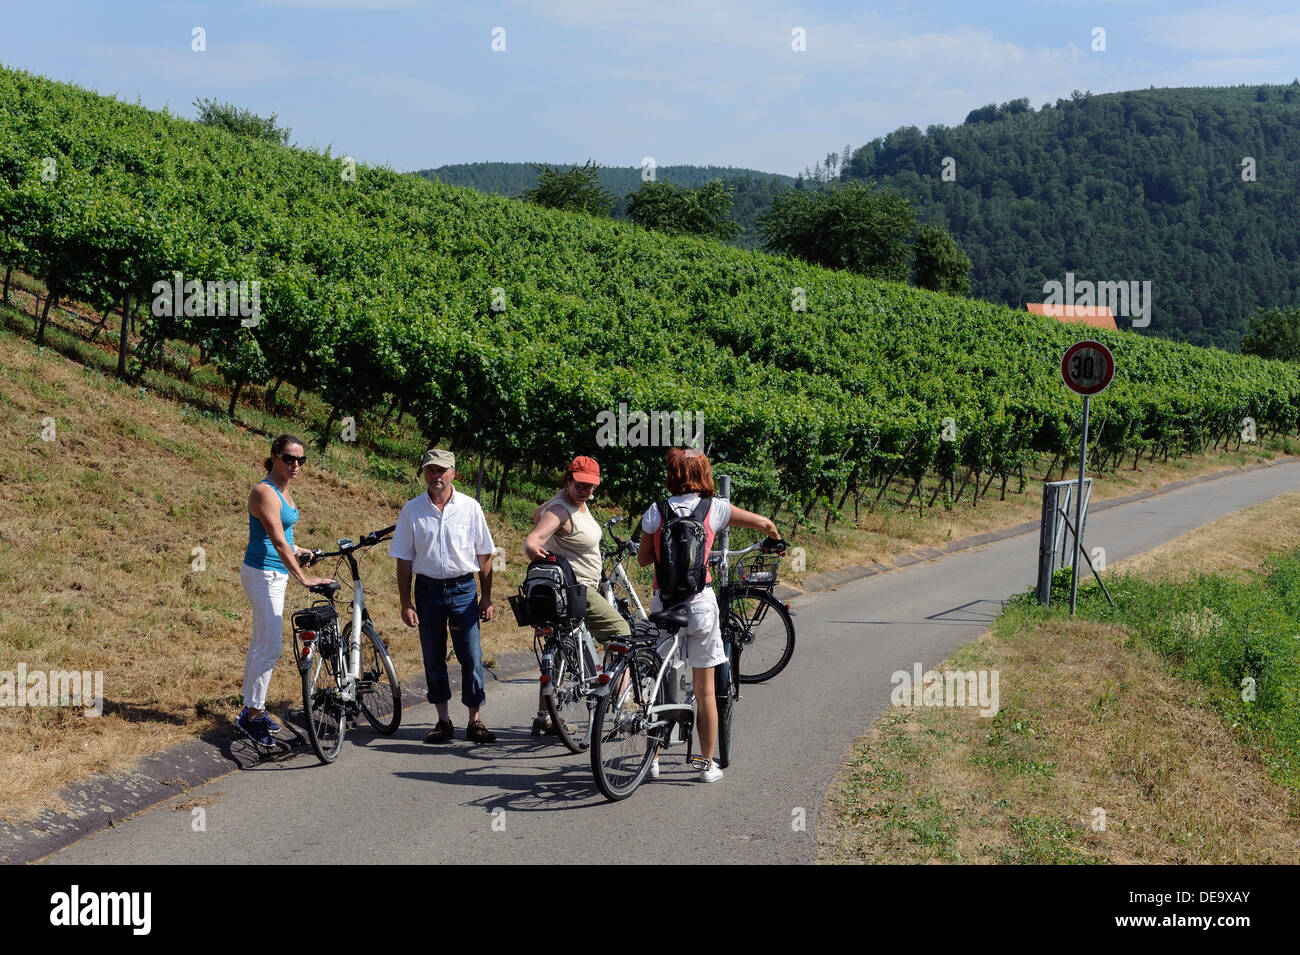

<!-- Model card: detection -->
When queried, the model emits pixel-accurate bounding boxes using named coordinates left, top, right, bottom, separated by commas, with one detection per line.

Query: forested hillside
left=841, top=85, right=1300, bottom=349
left=420, top=162, right=792, bottom=248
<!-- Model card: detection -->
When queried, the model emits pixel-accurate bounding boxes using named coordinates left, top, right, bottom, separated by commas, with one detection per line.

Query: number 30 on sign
left=1060, top=340, right=1115, bottom=396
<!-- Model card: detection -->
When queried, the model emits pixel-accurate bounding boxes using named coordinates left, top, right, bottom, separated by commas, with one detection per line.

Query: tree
left=913, top=223, right=971, bottom=295
left=192, top=97, right=291, bottom=145
left=824, top=151, right=840, bottom=180
left=1240, top=306, right=1300, bottom=362
left=521, top=159, right=614, bottom=216
left=759, top=181, right=915, bottom=282
left=626, top=178, right=742, bottom=239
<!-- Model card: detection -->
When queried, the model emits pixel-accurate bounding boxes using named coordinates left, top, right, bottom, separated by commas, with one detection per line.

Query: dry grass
left=817, top=494, right=1300, bottom=864
left=0, top=326, right=543, bottom=821
left=1112, top=490, right=1300, bottom=582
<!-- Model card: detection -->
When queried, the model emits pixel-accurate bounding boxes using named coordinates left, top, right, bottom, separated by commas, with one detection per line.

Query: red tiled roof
left=1025, top=303, right=1118, bottom=330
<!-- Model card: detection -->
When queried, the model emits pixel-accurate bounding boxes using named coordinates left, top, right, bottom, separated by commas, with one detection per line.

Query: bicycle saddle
left=309, top=581, right=343, bottom=596
left=649, top=604, right=691, bottom=631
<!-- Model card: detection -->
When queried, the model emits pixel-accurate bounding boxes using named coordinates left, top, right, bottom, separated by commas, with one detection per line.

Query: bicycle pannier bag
left=653, top=498, right=712, bottom=606
left=513, top=553, right=587, bottom=625
left=292, top=602, right=337, bottom=633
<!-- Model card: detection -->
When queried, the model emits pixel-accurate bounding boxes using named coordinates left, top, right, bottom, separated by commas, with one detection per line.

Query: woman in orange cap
left=523, top=455, right=632, bottom=736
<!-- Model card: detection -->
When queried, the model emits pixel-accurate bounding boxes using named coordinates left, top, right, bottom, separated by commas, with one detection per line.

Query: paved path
left=45, top=461, right=1300, bottom=864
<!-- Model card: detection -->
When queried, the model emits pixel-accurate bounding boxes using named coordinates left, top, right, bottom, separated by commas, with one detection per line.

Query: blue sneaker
left=262, top=710, right=283, bottom=734
left=236, top=708, right=275, bottom=747
left=239, top=706, right=282, bottom=735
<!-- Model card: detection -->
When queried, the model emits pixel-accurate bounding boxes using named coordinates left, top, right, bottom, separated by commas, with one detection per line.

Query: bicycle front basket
left=292, top=602, right=338, bottom=633
left=733, top=554, right=780, bottom=586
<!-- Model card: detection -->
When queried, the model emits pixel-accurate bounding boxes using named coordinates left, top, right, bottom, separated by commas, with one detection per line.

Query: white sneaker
left=648, top=757, right=660, bottom=779
left=698, top=759, right=723, bottom=783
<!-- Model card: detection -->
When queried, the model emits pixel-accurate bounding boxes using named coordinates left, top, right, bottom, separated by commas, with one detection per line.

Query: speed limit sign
left=1061, top=340, right=1115, bottom=395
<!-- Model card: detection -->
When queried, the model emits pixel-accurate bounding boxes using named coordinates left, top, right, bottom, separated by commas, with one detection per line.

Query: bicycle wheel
left=357, top=620, right=401, bottom=734
left=716, top=694, right=734, bottom=769
left=714, top=660, right=734, bottom=769
left=731, top=588, right=796, bottom=683
left=301, top=628, right=347, bottom=764
left=546, top=633, right=595, bottom=753
left=590, top=650, right=661, bottom=801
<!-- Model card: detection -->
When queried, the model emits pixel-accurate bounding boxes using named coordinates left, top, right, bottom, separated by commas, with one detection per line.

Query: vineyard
left=3, top=63, right=1299, bottom=524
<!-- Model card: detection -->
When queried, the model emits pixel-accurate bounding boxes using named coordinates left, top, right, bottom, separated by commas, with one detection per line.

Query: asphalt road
left=45, top=460, right=1299, bottom=864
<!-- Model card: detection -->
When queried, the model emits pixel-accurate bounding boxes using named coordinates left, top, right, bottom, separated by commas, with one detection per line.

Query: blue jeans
left=414, top=574, right=485, bottom=709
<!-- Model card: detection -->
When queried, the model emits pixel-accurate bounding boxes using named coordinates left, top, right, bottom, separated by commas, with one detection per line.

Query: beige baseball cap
left=418, top=448, right=455, bottom=472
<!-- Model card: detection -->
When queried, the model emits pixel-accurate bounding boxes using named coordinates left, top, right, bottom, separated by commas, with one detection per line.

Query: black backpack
left=653, top=498, right=712, bottom=606
left=509, top=553, right=587, bottom=626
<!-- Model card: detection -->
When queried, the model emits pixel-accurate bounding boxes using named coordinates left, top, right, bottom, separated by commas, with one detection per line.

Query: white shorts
left=650, top=588, right=726, bottom=669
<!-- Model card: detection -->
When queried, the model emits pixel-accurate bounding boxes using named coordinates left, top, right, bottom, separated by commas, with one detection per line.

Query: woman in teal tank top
left=237, top=434, right=333, bottom=747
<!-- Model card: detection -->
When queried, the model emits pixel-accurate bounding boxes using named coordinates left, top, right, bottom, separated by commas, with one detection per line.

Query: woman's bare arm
left=524, top=503, right=568, bottom=561
left=726, top=504, right=780, bottom=539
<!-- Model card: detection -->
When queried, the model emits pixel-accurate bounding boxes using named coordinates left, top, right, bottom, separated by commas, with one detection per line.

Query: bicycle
left=711, top=537, right=795, bottom=685
left=597, top=516, right=649, bottom=625
left=589, top=603, right=712, bottom=801
left=290, top=524, right=402, bottom=764
left=704, top=536, right=791, bottom=768
left=509, top=566, right=610, bottom=755
left=537, top=515, right=650, bottom=754
left=530, top=617, right=607, bottom=754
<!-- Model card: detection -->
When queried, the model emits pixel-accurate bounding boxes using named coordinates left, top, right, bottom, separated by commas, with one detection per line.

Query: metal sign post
left=717, top=473, right=731, bottom=578
left=1069, top=394, right=1090, bottom=614
left=1059, top=341, right=1115, bottom=615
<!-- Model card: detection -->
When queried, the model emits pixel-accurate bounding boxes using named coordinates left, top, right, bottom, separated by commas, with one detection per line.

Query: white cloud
left=1144, top=6, right=1300, bottom=54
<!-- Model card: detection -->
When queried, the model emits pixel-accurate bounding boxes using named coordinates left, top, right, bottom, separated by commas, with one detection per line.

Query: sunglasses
left=280, top=453, right=307, bottom=466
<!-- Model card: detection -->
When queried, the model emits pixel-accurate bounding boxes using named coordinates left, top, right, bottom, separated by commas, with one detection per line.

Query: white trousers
left=240, top=563, right=288, bottom=709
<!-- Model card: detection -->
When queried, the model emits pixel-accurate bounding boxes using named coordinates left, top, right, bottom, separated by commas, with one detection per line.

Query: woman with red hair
left=636, top=448, right=780, bottom=783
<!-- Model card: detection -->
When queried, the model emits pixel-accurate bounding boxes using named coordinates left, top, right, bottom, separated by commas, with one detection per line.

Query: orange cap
left=568, top=456, right=601, bottom=485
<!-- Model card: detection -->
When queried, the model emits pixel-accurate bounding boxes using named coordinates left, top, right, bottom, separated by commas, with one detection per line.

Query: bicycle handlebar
left=709, top=537, right=788, bottom=564
left=308, top=524, right=396, bottom=562
left=601, top=515, right=642, bottom=558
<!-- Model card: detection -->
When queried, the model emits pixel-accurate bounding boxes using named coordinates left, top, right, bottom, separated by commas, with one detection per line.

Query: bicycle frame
left=598, top=516, right=649, bottom=624
left=338, top=548, right=367, bottom=701
left=601, top=556, right=648, bottom=623
left=539, top=619, right=606, bottom=699
left=641, top=630, right=694, bottom=743
left=299, top=526, right=395, bottom=701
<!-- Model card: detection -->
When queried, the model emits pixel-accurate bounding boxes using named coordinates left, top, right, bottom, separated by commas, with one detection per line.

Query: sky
left=1, top=0, right=1298, bottom=177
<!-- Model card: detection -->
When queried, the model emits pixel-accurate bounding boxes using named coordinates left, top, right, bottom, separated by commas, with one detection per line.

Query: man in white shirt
left=390, top=448, right=497, bottom=744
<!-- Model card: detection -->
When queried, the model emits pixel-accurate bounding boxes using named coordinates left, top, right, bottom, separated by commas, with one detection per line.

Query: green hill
left=2, top=62, right=1299, bottom=520
left=840, top=84, right=1300, bottom=349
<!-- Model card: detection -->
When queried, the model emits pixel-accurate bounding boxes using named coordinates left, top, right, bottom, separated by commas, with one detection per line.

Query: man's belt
left=416, top=572, right=474, bottom=585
